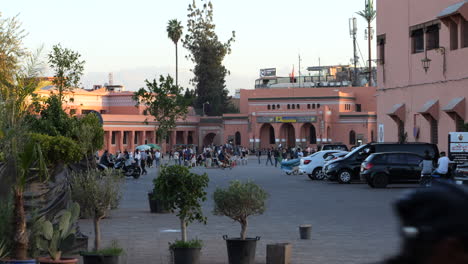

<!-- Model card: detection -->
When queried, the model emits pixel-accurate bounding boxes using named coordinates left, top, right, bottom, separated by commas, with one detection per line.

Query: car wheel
left=286, top=171, right=292, bottom=175
left=338, top=170, right=352, bottom=184
left=372, top=173, right=389, bottom=188
left=313, top=167, right=325, bottom=180
left=367, top=179, right=375, bottom=188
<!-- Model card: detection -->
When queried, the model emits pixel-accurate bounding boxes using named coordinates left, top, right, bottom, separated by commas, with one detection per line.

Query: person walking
left=140, top=150, right=148, bottom=175
left=134, top=149, right=142, bottom=175
left=274, top=148, right=280, bottom=167
left=173, top=150, right=180, bottom=165
left=155, top=149, right=161, bottom=167
left=257, top=149, right=262, bottom=164
left=266, top=148, right=274, bottom=166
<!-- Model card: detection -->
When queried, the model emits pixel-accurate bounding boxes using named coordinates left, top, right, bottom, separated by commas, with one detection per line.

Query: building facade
left=38, top=84, right=376, bottom=153
left=376, top=0, right=468, bottom=152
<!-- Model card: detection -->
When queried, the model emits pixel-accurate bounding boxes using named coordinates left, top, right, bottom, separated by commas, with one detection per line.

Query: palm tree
left=167, top=19, right=183, bottom=87
left=357, top=0, right=376, bottom=86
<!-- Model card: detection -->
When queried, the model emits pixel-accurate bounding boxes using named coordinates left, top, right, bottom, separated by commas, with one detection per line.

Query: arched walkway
left=235, top=131, right=241, bottom=146
left=259, top=123, right=275, bottom=148
left=349, top=130, right=356, bottom=145
left=203, top=133, right=216, bottom=146
left=301, top=123, right=317, bottom=144
left=280, top=123, right=296, bottom=148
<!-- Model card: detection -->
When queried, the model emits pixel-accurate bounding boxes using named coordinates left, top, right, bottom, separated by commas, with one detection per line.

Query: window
left=292, top=104, right=295, bottom=109
left=100, top=110, right=106, bottom=114
left=411, top=29, right=424, bottom=53
left=312, top=104, right=316, bottom=109
left=269, top=126, right=275, bottom=144
left=134, top=132, right=139, bottom=144
left=111, top=132, right=116, bottom=145
left=267, top=104, right=271, bottom=110
left=387, top=154, right=404, bottom=164
left=356, top=104, right=362, bottom=112
left=450, top=20, right=459, bottom=50
left=287, top=104, right=290, bottom=109
left=307, top=104, right=311, bottom=109
left=349, top=130, right=356, bottom=145
left=464, top=19, right=468, bottom=48
left=70, top=109, right=76, bottom=115
left=317, top=104, right=321, bottom=108
left=123, top=131, right=128, bottom=145
left=297, top=104, right=300, bottom=109
left=82, top=110, right=92, bottom=115
left=430, top=117, right=438, bottom=144
left=277, top=104, right=280, bottom=109
left=425, top=24, right=440, bottom=50
left=272, top=104, right=276, bottom=110
left=377, top=34, right=386, bottom=64
left=406, top=154, right=422, bottom=165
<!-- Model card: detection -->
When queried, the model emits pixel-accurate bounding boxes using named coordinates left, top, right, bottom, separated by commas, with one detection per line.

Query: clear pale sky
left=4, top=0, right=376, bottom=94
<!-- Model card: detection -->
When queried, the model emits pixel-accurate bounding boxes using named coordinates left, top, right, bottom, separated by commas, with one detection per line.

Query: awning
left=442, top=97, right=465, bottom=119
left=418, top=99, right=439, bottom=120
left=438, top=1, right=468, bottom=23
left=387, top=103, right=405, bottom=122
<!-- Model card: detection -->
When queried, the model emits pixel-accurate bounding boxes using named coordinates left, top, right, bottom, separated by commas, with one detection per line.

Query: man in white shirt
left=435, top=152, right=451, bottom=178
left=155, top=150, right=161, bottom=167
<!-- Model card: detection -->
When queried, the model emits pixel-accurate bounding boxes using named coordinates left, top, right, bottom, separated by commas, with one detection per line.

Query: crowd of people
left=256, top=146, right=317, bottom=167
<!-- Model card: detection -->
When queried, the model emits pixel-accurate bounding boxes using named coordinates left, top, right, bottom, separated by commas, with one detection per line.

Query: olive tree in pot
left=213, top=180, right=269, bottom=264
left=70, top=170, right=124, bottom=264
left=35, top=203, right=80, bottom=264
left=153, top=165, right=209, bottom=264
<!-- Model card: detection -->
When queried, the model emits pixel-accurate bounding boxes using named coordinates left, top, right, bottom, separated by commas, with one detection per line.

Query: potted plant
left=70, top=170, right=124, bottom=264
left=35, top=203, right=80, bottom=264
left=153, top=165, right=209, bottom=264
left=148, top=170, right=170, bottom=214
left=213, top=180, right=269, bottom=264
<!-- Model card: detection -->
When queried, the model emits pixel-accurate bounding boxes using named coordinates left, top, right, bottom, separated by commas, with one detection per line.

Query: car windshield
left=344, top=145, right=366, bottom=159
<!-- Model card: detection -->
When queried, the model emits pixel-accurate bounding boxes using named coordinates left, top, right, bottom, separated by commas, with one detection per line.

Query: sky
left=3, top=0, right=376, bottom=94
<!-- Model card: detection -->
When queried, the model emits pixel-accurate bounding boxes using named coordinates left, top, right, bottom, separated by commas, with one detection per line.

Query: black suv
left=323, top=142, right=439, bottom=183
left=360, top=152, right=424, bottom=188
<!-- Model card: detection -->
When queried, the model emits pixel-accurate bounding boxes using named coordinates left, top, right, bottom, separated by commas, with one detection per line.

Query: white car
left=299, top=150, right=348, bottom=180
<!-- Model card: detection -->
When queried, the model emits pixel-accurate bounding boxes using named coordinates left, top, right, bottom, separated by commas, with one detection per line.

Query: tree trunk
left=240, top=219, right=248, bottom=240
left=13, top=187, right=28, bottom=260
left=175, top=42, right=179, bottom=87
left=94, top=218, right=101, bottom=251
left=181, top=218, right=187, bottom=242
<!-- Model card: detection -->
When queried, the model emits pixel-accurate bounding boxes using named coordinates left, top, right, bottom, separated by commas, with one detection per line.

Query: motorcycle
left=114, top=158, right=141, bottom=179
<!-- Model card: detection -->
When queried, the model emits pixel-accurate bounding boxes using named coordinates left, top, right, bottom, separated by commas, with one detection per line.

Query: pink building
left=223, top=86, right=377, bottom=150
left=376, top=0, right=468, bottom=152
left=38, top=83, right=376, bottom=153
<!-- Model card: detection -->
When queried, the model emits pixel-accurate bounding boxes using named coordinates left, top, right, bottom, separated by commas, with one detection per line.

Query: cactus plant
left=36, top=203, right=80, bottom=261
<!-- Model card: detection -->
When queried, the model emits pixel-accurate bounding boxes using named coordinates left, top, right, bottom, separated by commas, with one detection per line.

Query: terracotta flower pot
left=37, top=257, right=78, bottom=264
left=0, top=259, right=37, bottom=264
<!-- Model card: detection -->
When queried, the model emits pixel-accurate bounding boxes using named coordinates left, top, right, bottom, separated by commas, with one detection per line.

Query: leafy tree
left=167, top=19, right=183, bottom=87
left=0, top=13, right=27, bottom=83
left=183, top=88, right=196, bottom=107
left=357, top=0, right=376, bottom=85
left=133, top=75, right=189, bottom=142
left=153, top=165, right=209, bottom=242
left=213, top=181, right=268, bottom=240
left=48, top=44, right=85, bottom=102
left=183, top=0, right=235, bottom=116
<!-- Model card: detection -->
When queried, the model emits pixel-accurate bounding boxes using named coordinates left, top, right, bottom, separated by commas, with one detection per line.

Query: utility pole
left=349, top=17, right=358, bottom=86
left=318, top=57, right=321, bottom=84
left=298, top=54, right=302, bottom=87
left=367, top=19, right=372, bottom=86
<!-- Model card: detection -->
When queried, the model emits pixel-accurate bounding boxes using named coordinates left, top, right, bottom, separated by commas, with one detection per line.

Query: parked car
left=323, top=142, right=439, bottom=184
left=321, top=144, right=349, bottom=152
left=360, top=152, right=424, bottom=188
left=324, top=152, right=348, bottom=163
left=299, top=150, right=347, bottom=180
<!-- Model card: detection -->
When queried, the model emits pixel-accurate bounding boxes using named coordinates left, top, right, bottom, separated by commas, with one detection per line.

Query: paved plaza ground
left=79, top=157, right=416, bottom=264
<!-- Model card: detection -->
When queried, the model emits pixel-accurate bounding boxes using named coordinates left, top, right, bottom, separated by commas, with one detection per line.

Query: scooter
left=420, top=172, right=442, bottom=187
left=114, top=158, right=141, bottom=179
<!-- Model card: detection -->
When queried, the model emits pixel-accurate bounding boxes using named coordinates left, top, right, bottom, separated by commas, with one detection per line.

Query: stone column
left=142, top=131, right=147, bottom=145
left=129, top=131, right=135, bottom=151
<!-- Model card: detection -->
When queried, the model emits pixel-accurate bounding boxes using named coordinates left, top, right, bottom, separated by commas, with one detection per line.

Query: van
left=323, top=142, right=439, bottom=183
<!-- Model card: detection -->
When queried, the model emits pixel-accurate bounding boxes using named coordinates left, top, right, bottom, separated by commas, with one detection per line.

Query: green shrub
left=169, top=239, right=203, bottom=249
left=81, top=240, right=123, bottom=256
left=213, top=180, right=269, bottom=240
left=30, top=133, right=82, bottom=165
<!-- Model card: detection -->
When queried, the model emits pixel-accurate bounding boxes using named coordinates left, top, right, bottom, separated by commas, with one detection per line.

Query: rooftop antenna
left=108, top=72, right=114, bottom=86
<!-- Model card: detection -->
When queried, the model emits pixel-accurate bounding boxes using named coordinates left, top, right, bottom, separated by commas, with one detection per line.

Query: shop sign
left=449, top=132, right=468, bottom=163
left=257, top=116, right=316, bottom=123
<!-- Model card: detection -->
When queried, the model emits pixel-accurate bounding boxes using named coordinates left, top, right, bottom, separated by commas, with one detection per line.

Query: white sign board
left=378, top=124, right=384, bottom=143
left=449, top=132, right=468, bottom=163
